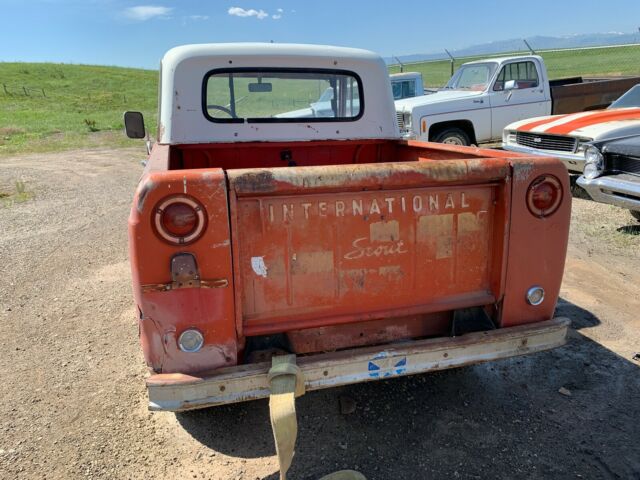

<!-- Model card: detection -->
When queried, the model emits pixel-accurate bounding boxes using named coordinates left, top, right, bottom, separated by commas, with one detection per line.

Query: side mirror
left=124, top=111, right=146, bottom=139
left=504, top=80, right=518, bottom=91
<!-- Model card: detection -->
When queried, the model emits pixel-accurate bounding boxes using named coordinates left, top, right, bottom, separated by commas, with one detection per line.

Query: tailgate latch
left=171, top=252, right=201, bottom=289
left=141, top=253, right=228, bottom=293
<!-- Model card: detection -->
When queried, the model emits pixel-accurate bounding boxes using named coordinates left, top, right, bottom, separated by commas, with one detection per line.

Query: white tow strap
left=267, top=354, right=366, bottom=480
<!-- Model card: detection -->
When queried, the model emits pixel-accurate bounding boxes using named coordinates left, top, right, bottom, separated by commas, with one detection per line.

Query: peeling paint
left=290, top=251, right=334, bottom=275
left=251, top=256, right=268, bottom=277
left=136, top=180, right=157, bottom=213
left=513, top=161, right=536, bottom=182
left=418, top=214, right=454, bottom=259
left=370, top=220, right=399, bottom=242
left=458, top=211, right=484, bottom=235
left=211, top=239, right=231, bottom=249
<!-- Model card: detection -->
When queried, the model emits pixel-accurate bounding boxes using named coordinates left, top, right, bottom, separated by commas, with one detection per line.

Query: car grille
left=515, top=132, right=577, bottom=152
left=606, top=154, right=640, bottom=175
left=396, top=112, right=405, bottom=130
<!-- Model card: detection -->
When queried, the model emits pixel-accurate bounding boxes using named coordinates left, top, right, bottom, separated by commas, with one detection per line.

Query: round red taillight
left=153, top=196, right=206, bottom=245
left=161, top=203, right=197, bottom=236
left=527, top=175, right=562, bottom=218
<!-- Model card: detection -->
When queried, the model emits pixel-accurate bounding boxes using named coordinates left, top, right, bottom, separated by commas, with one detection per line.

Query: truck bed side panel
left=551, top=76, right=640, bottom=114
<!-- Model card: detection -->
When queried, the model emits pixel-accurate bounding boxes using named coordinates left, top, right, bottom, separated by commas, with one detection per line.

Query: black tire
left=630, top=210, right=640, bottom=222
left=433, top=128, right=471, bottom=146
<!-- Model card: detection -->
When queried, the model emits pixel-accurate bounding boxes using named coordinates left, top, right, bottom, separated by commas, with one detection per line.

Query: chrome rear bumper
left=146, top=318, right=570, bottom=412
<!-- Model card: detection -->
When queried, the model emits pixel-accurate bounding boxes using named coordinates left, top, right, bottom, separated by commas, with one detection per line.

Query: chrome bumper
left=147, top=318, right=570, bottom=412
left=503, top=144, right=584, bottom=173
left=577, top=173, right=640, bottom=211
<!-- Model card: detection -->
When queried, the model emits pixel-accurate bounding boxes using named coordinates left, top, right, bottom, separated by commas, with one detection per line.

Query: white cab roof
left=158, top=43, right=399, bottom=144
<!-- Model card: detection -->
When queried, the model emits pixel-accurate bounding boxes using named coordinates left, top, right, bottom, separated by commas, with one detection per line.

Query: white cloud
left=188, top=15, right=209, bottom=21
left=272, top=7, right=283, bottom=19
left=228, top=6, right=269, bottom=20
left=124, top=5, right=172, bottom=21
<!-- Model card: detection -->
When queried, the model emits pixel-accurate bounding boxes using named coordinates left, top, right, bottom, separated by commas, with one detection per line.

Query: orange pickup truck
left=126, top=43, right=571, bottom=413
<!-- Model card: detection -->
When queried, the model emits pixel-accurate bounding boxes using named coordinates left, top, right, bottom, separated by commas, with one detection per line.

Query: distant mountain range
left=386, top=32, right=640, bottom=65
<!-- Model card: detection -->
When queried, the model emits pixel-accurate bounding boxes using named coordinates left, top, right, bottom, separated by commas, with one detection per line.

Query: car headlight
left=583, top=146, right=604, bottom=180
left=575, top=139, right=591, bottom=154
left=403, top=112, right=412, bottom=131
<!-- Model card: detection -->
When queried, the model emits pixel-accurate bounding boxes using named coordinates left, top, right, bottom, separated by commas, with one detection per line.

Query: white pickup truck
left=395, top=55, right=640, bottom=146
left=390, top=71, right=425, bottom=100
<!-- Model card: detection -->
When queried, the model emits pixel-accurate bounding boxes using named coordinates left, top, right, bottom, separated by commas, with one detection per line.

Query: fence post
left=393, top=56, right=404, bottom=73
left=444, top=49, right=455, bottom=77
left=42, top=88, right=46, bottom=98
left=23, top=86, right=29, bottom=96
left=2, top=84, right=8, bottom=95
left=523, top=39, right=536, bottom=54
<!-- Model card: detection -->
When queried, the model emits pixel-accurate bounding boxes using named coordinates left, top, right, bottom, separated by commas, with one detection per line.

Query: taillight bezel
left=153, top=195, right=207, bottom=245
left=526, top=174, right=563, bottom=218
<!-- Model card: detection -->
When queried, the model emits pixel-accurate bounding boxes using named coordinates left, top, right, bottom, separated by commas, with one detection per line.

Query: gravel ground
left=0, top=148, right=639, bottom=480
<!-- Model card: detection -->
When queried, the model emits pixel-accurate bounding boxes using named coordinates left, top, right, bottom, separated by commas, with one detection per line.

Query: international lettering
left=267, top=192, right=471, bottom=223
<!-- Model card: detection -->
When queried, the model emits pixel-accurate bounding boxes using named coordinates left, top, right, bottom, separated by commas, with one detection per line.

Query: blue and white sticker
left=367, top=352, right=407, bottom=378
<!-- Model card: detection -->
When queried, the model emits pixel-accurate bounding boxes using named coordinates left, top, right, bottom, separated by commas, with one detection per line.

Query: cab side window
left=392, top=80, right=416, bottom=100
left=493, top=61, right=539, bottom=91
left=402, top=80, right=416, bottom=98
left=392, top=82, right=402, bottom=100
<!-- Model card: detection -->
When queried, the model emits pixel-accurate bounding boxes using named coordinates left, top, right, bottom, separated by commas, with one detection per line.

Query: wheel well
left=429, top=120, right=477, bottom=144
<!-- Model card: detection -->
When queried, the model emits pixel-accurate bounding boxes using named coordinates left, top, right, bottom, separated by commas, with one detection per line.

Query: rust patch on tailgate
left=227, top=159, right=509, bottom=196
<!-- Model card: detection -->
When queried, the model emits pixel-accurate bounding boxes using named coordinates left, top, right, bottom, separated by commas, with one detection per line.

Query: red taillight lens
left=527, top=175, right=562, bottom=218
left=162, top=203, right=197, bottom=236
left=153, top=196, right=206, bottom=245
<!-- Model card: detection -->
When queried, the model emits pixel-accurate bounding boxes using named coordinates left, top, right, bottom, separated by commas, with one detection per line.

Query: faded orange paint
left=129, top=140, right=570, bottom=375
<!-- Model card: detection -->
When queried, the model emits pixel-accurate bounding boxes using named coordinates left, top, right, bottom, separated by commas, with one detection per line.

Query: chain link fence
left=388, top=41, right=640, bottom=88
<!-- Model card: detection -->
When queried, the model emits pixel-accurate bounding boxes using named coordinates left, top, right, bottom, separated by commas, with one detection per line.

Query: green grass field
left=1, top=44, right=639, bottom=155
left=0, top=62, right=157, bottom=155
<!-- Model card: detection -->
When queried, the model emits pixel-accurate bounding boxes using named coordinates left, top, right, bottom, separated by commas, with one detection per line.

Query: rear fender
left=501, top=156, right=571, bottom=327
left=129, top=167, right=237, bottom=373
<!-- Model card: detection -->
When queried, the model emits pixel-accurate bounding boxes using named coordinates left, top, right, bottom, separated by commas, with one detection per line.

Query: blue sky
left=1, top=0, right=639, bottom=69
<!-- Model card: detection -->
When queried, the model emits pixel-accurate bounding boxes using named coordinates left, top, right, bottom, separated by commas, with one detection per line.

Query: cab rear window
left=202, top=68, right=363, bottom=123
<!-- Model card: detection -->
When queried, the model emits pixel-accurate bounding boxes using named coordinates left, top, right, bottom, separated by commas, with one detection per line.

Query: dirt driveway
left=1, top=148, right=639, bottom=480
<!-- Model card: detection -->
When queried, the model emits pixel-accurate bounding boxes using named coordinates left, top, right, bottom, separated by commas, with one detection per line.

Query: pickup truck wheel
left=434, top=128, right=470, bottom=146
left=630, top=210, right=640, bottom=222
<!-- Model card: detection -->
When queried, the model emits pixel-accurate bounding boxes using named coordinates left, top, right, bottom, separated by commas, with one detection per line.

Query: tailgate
left=227, top=160, right=510, bottom=336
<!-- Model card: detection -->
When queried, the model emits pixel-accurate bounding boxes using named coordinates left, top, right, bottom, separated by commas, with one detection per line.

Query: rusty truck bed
left=130, top=140, right=570, bottom=388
